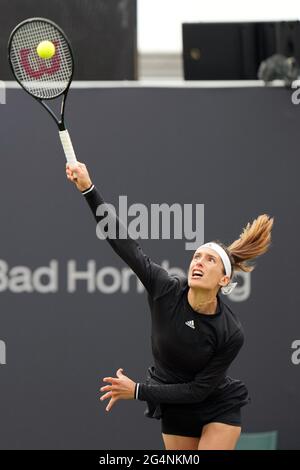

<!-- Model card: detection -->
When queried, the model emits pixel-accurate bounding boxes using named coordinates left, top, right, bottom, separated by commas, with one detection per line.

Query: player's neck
left=187, top=287, right=218, bottom=315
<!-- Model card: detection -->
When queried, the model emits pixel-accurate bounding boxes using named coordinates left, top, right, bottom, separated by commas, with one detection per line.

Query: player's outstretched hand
left=66, top=162, right=93, bottom=192
left=100, top=368, right=136, bottom=412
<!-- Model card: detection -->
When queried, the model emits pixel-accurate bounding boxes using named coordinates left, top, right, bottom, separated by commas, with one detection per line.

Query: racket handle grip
left=59, top=130, right=78, bottom=164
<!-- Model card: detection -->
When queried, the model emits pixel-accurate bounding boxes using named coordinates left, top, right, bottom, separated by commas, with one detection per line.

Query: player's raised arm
left=66, top=162, right=178, bottom=299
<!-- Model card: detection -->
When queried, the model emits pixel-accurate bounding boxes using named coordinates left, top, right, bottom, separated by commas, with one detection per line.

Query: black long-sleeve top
left=82, top=185, right=248, bottom=411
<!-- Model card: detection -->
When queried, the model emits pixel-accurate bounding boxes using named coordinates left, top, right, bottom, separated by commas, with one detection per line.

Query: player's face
left=188, top=248, right=230, bottom=291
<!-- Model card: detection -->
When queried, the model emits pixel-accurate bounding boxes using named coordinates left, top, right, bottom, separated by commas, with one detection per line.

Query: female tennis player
left=66, top=162, right=273, bottom=450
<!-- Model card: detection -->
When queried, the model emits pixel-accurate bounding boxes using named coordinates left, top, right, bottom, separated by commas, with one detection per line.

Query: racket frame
left=8, top=17, right=75, bottom=131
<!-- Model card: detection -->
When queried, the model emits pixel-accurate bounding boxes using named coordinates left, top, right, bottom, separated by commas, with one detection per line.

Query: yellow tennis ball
left=36, top=40, right=56, bottom=59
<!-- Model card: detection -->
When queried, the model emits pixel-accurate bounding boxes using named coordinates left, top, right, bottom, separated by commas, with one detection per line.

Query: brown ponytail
left=228, top=214, right=274, bottom=273
left=213, top=214, right=274, bottom=276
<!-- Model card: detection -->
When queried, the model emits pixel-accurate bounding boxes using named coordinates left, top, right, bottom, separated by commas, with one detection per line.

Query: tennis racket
left=8, top=17, right=77, bottom=165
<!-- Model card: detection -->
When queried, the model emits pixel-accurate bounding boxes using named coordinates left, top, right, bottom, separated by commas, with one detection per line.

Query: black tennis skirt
left=143, top=373, right=251, bottom=438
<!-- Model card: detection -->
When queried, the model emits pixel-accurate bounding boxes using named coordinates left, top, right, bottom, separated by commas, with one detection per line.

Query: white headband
left=198, top=242, right=237, bottom=295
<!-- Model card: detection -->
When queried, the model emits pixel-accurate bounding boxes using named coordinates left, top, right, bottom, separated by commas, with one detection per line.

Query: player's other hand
left=66, top=162, right=93, bottom=192
left=99, top=368, right=136, bottom=412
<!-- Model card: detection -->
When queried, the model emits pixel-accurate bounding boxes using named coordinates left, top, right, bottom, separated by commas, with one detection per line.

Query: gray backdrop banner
left=0, top=85, right=299, bottom=449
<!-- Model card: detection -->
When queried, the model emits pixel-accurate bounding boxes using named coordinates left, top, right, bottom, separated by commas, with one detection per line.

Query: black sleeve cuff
left=81, top=184, right=95, bottom=196
left=134, top=383, right=140, bottom=400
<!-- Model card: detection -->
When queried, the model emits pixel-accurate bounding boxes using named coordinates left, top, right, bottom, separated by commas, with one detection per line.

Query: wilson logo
left=20, top=40, right=61, bottom=79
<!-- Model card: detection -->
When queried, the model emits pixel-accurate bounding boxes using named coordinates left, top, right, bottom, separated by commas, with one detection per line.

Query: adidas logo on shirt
left=185, top=320, right=195, bottom=329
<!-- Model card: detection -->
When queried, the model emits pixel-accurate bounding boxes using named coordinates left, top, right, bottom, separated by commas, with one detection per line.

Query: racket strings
left=10, top=20, right=73, bottom=99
